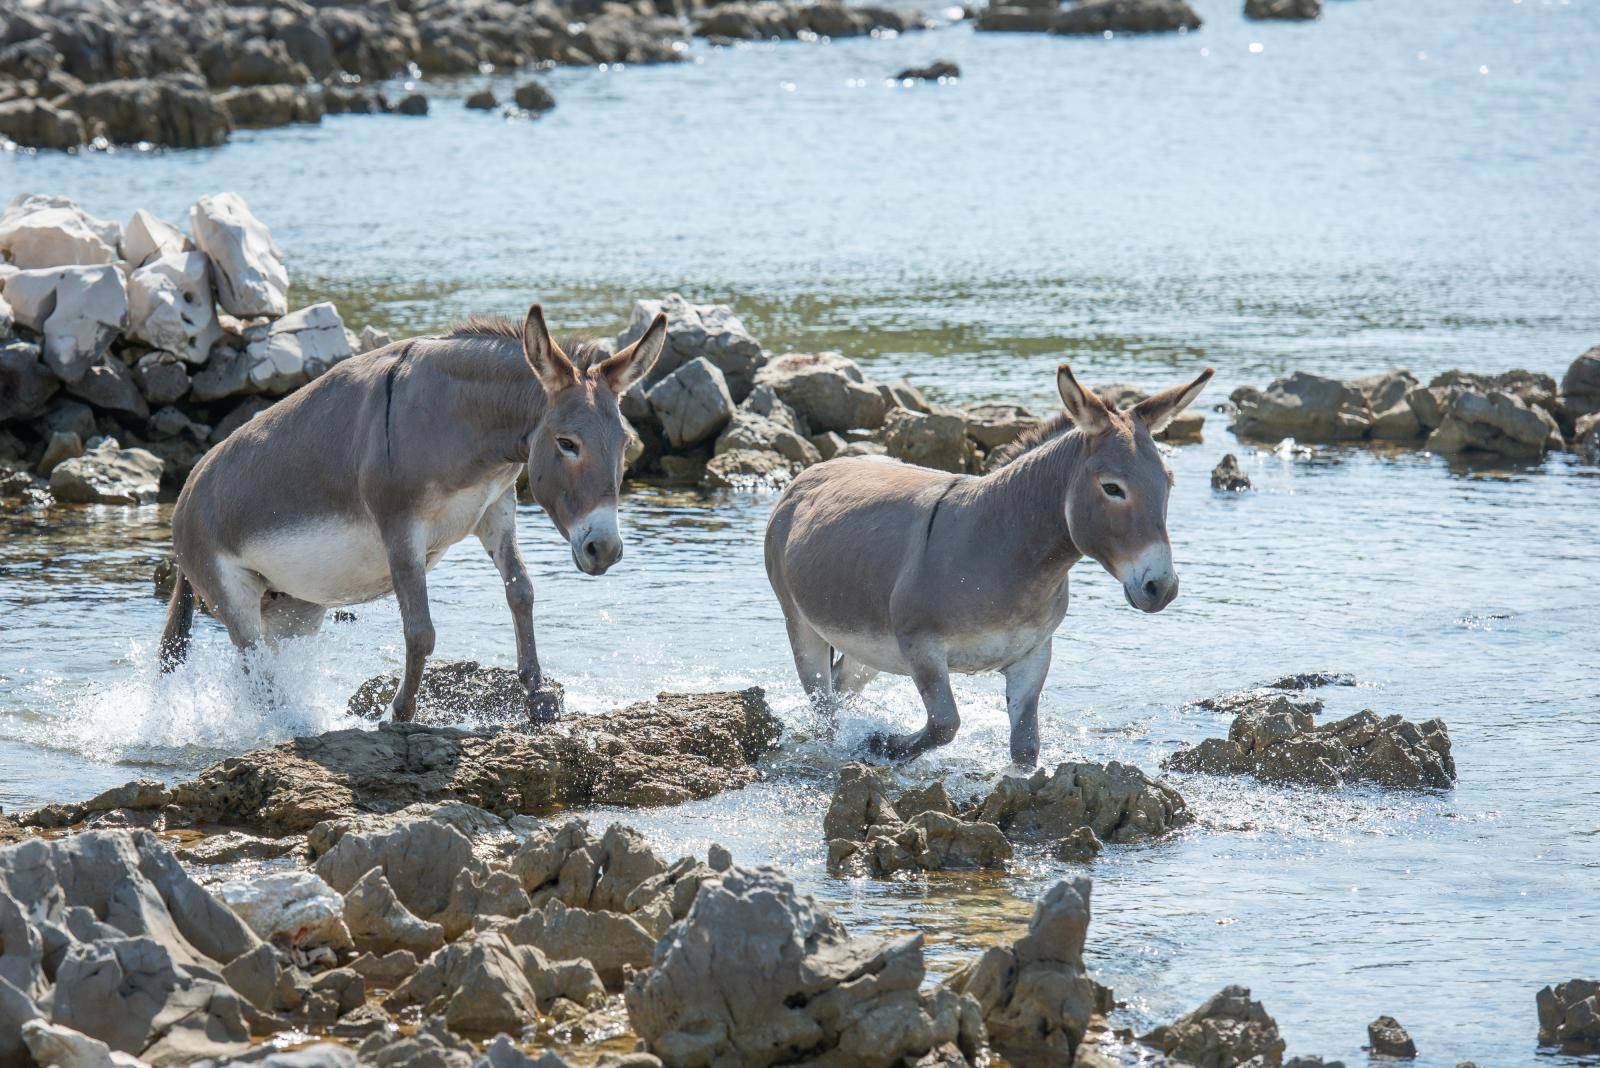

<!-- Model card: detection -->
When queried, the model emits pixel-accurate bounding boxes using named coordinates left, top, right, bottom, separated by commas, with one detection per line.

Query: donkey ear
left=597, top=312, right=668, bottom=394
left=1057, top=364, right=1114, bottom=435
left=1132, top=367, right=1214, bottom=434
left=521, top=303, right=578, bottom=394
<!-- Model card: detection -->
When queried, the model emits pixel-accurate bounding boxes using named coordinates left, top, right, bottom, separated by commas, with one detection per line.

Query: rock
left=1141, top=985, right=1286, bottom=1068
left=1245, top=0, right=1320, bottom=18
left=386, top=932, right=543, bottom=1033
left=1537, top=979, right=1600, bottom=1052
left=702, top=447, right=802, bottom=489
left=316, top=817, right=480, bottom=920
left=1165, top=706, right=1455, bottom=791
left=50, top=438, right=163, bottom=504
left=222, top=942, right=300, bottom=1014
left=124, top=252, right=223, bottom=365
left=217, top=85, right=324, bottom=129
left=398, top=93, right=429, bottom=116
left=216, top=870, right=352, bottom=952
left=356, top=325, right=394, bottom=354
left=896, top=60, right=960, bottom=80
left=21, top=1019, right=150, bottom=1068
left=647, top=357, right=736, bottom=449
left=132, top=352, right=193, bottom=406
left=72, top=76, right=232, bottom=148
left=1231, top=372, right=1373, bottom=443
left=39, top=430, right=85, bottom=475
left=1052, top=0, right=1202, bottom=34
left=1052, top=827, right=1103, bottom=862
left=342, top=867, right=447, bottom=957
left=465, top=88, right=498, bottom=110
left=177, top=831, right=301, bottom=866
left=513, top=81, right=557, bottom=113
left=188, top=347, right=254, bottom=403
left=358, top=1016, right=476, bottom=1067
left=0, top=339, right=59, bottom=422
left=1561, top=346, right=1600, bottom=422
left=824, top=763, right=1009, bottom=876
left=123, top=210, right=189, bottom=269
left=947, top=878, right=1104, bottom=1065
left=350, top=949, right=419, bottom=987
left=498, top=898, right=655, bottom=987
left=1367, top=1015, right=1417, bottom=1058
left=0, top=98, right=87, bottom=148
left=1211, top=453, right=1251, bottom=491
left=1370, top=400, right=1424, bottom=441
left=620, top=294, right=765, bottom=400
left=244, top=301, right=353, bottom=393
left=714, top=411, right=820, bottom=466
left=0, top=195, right=119, bottom=268
left=975, top=761, right=1191, bottom=844
left=753, top=351, right=889, bottom=433
left=974, top=6, right=1059, bottom=31
left=189, top=193, right=289, bottom=320
left=823, top=762, right=903, bottom=841
left=66, top=356, right=148, bottom=418
left=1577, top=413, right=1600, bottom=461
left=624, top=865, right=983, bottom=1067
left=3, top=264, right=127, bottom=382
left=348, top=659, right=562, bottom=723
left=1426, top=389, right=1563, bottom=458
left=963, top=401, right=1038, bottom=451
left=881, top=407, right=975, bottom=472
left=437, top=866, right=532, bottom=940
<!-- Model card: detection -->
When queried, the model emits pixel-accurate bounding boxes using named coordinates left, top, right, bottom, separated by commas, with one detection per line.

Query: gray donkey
left=765, top=364, right=1212, bottom=765
left=160, top=303, right=667, bottom=721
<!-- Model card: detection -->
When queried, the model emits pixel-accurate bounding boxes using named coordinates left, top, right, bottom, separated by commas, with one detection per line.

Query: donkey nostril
left=1143, top=580, right=1160, bottom=600
left=585, top=541, right=599, bottom=559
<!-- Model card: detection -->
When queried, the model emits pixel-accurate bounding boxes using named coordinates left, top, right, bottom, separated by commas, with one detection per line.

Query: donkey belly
left=237, top=518, right=396, bottom=607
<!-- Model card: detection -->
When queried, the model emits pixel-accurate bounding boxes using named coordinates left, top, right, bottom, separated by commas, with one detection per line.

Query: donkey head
left=1056, top=364, right=1213, bottom=612
left=520, top=304, right=667, bottom=575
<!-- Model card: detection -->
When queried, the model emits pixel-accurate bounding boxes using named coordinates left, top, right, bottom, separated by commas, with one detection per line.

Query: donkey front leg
left=1003, top=640, right=1051, bottom=769
left=476, top=490, right=562, bottom=722
left=867, top=643, right=960, bottom=762
left=382, top=524, right=434, bottom=723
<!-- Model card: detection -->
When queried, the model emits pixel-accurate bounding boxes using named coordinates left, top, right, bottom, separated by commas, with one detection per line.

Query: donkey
left=159, top=303, right=667, bottom=722
left=765, top=364, right=1212, bottom=765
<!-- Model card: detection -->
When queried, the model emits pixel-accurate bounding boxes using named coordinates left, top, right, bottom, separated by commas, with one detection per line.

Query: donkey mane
left=445, top=314, right=611, bottom=370
left=991, top=413, right=1075, bottom=467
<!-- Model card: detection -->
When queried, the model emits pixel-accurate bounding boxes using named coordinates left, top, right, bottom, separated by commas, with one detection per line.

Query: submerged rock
left=1537, top=979, right=1600, bottom=1052
left=946, top=877, right=1109, bottom=1065
left=1051, top=0, right=1202, bottom=34
left=974, top=761, right=1192, bottom=844
left=347, top=659, right=559, bottom=724
left=895, top=60, right=961, bottom=81
left=1245, top=0, right=1321, bottom=19
left=1141, top=985, right=1287, bottom=1068
left=1211, top=453, right=1251, bottom=491
left=624, top=865, right=984, bottom=1067
left=824, top=763, right=1010, bottom=877
left=167, top=687, right=780, bottom=833
left=1367, top=1015, right=1417, bottom=1058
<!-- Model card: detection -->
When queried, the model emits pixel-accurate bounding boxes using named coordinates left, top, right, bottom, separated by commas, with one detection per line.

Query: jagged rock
left=124, top=210, right=189, bottom=269
left=356, top=325, right=394, bottom=354
left=1231, top=372, right=1372, bottom=443
left=824, top=763, right=1009, bottom=876
left=49, top=438, right=163, bottom=504
left=341, top=867, right=446, bottom=957
left=947, top=878, right=1105, bottom=1065
left=975, top=761, right=1191, bottom=844
left=437, top=867, right=532, bottom=940
left=619, top=294, right=763, bottom=399
left=714, top=409, right=821, bottom=467
left=1051, top=827, right=1103, bottom=862
left=67, top=356, right=149, bottom=418
left=216, top=85, right=324, bottom=129
left=823, top=762, right=903, bottom=842
left=126, top=252, right=222, bottom=366
left=22, top=1019, right=152, bottom=1067
left=648, top=357, right=736, bottom=449
left=308, top=801, right=513, bottom=860
left=1211, top=453, right=1251, bottom=491
left=216, top=871, right=352, bottom=951
left=3, top=264, right=127, bottom=381
left=387, top=930, right=604, bottom=1032
left=513, top=81, right=557, bottom=113
left=882, top=407, right=975, bottom=472
left=1051, top=0, right=1202, bottom=33
left=222, top=942, right=300, bottom=1014
left=1142, top=985, right=1286, bottom=1068
left=1245, top=0, right=1320, bottom=19
left=0, top=98, right=87, bottom=148
left=1426, top=389, right=1563, bottom=458
left=1367, top=1015, right=1416, bottom=1058
left=72, top=76, right=232, bottom=148
left=189, top=193, right=288, bottom=319
left=702, top=447, right=802, bottom=489
left=357, top=1017, right=475, bottom=1068
left=963, top=401, right=1038, bottom=451
left=754, top=351, right=889, bottom=433
left=0, top=195, right=119, bottom=268
left=350, top=949, right=419, bottom=987
left=244, top=301, right=353, bottom=394
left=1538, top=979, right=1600, bottom=1052
left=315, top=818, right=481, bottom=921
left=624, top=865, right=984, bottom=1067
left=346, top=659, right=554, bottom=724
left=0, top=339, right=59, bottom=422
left=498, top=898, right=656, bottom=987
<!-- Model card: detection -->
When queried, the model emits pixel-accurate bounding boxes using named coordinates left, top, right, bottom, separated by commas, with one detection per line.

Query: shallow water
left=3, top=0, right=1599, bottom=1063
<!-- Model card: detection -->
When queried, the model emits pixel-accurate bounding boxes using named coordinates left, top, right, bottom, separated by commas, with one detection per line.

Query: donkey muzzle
left=1121, top=543, right=1179, bottom=613
left=570, top=505, right=623, bottom=576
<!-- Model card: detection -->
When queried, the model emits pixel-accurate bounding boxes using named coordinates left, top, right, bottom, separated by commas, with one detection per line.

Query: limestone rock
left=1537, top=979, right=1600, bottom=1052
left=619, top=294, right=764, bottom=400
left=244, top=301, right=353, bottom=394
left=357, top=1017, right=475, bottom=1068
left=50, top=438, right=163, bottom=504
left=713, top=411, right=820, bottom=467
left=499, top=898, right=656, bottom=987
left=216, top=871, right=352, bottom=951
left=216, top=85, right=324, bottom=129
left=437, top=866, right=532, bottom=940
left=189, top=193, right=289, bottom=319
left=0, top=339, right=59, bottom=422
left=21, top=1019, right=150, bottom=1068
left=341, top=867, right=446, bottom=957
left=1426, top=389, right=1563, bottom=459
left=754, top=351, right=889, bottom=433
left=3, top=264, right=127, bottom=382
left=123, top=210, right=189, bottom=269
left=963, top=401, right=1038, bottom=451
left=0, top=195, right=119, bottom=268
left=824, top=762, right=1010, bottom=876
left=315, top=817, right=481, bottom=921
left=1231, top=372, right=1372, bottom=443
left=39, top=430, right=84, bottom=475
left=895, top=60, right=961, bottom=81
left=881, top=407, right=975, bottom=472
left=648, top=357, right=736, bottom=449
left=127, top=251, right=223, bottom=365
left=1098, top=382, right=1205, bottom=443
left=975, top=761, right=1191, bottom=844
left=1142, top=985, right=1287, bottom=1068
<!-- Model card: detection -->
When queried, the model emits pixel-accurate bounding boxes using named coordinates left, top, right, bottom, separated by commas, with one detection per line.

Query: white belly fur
left=236, top=479, right=514, bottom=607
left=818, top=620, right=1060, bottom=677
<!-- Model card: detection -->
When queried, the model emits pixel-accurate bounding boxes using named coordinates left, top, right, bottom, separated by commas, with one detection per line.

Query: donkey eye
left=556, top=437, right=580, bottom=457
left=1101, top=482, right=1126, bottom=499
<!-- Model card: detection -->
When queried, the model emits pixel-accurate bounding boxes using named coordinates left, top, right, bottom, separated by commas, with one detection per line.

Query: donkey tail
left=159, top=569, right=196, bottom=672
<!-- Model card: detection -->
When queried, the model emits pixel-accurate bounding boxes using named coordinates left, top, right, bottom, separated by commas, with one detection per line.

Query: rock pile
left=1166, top=684, right=1456, bottom=791
left=977, top=0, right=1202, bottom=35
left=823, top=762, right=1012, bottom=876
left=695, top=2, right=929, bottom=40
left=973, top=760, right=1193, bottom=845
left=1537, top=980, right=1600, bottom=1053
left=1229, top=360, right=1598, bottom=460
left=1140, top=985, right=1288, bottom=1067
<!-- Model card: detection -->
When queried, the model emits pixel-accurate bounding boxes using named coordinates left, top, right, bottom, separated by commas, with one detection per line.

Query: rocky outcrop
left=824, top=763, right=1011, bottom=876
left=1538, top=979, right=1600, bottom=1052
left=694, top=2, right=928, bottom=41
left=624, top=865, right=984, bottom=1067
left=1142, top=985, right=1287, bottom=1067
left=1425, top=388, right=1563, bottom=459
left=1052, top=0, right=1202, bottom=33
left=1232, top=372, right=1374, bottom=443
left=946, top=877, right=1109, bottom=1065
left=72, top=76, right=232, bottom=148
left=347, top=659, right=558, bottom=724
left=164, top=687, right=781, bottom=834
left=620, top=294, right=766, bottom=402
left=1366, top=1015, right=1416, bottom=1058
left=974, top=761, right=1192, bottom=844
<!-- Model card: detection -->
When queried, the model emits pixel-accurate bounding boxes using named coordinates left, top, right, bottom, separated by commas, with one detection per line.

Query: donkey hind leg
left=205, top=558, right=267, bottom=652
left=867, top=644, right=959, bottom=763
left=831, top=654, right=879, bottom=696
left=260, top=592, right=327, bottom=648
left=475, top=489, right=560, bottom=722
left=382, top=524, right=434, bottom=724
left=784, top=612, right=833, bottom=699
left=1002, top=640, right=1051, bottom=769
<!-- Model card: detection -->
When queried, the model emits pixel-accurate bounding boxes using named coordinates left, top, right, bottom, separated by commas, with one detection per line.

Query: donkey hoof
left=863, top=731, right=904, bottom=762
left=526, top=680, right=565, bottom=724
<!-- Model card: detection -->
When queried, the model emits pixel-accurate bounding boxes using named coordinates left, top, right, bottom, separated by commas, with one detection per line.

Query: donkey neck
left=422, top=339, right=552, bottom=468
left=959, top=428, right=1087, bottom=572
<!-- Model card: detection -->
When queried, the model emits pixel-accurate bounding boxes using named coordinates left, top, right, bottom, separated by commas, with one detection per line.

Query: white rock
left=127, top=251, right=223, bottom=364
left=244, top=301, right=353, bottom=394
left=123, top=208, right=190, bottom=268
left=2, top=265, right=128, bottom=382
left=0, top=290, right=12, bottom=337
left=189, top=192, right=289, bottom=318
left=22, top=1019, right=150, bottom=1068
left=0, top=194, right=121, bottom=269
left=48, top=438, right=164, bottom=504
left=216, top=870, right=353, bottom=951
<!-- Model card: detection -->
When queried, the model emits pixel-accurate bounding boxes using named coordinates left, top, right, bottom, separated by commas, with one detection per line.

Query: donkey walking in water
left=765, top=364, right=1212, bottom=765
left=160, top=303, right=667, bottom=721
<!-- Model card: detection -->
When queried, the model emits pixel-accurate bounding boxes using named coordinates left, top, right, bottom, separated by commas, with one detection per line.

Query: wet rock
left=72, top=76, right=231, bottom=148
left=1231, top=372, right=1372, bottom=443
left=398, top=93, right=429, bottom=116
left=38, top=430, right=83, bottom=474
left=216, top=85, right=324, bottom=129
left=754, top=351, right=889, bottom=433
left=170, top=688, right=780, bottom=834
left=1166, top=706, right=1455, bottom=791
left=702, top=447, right=802, bottom=488
left=347, top=659, right=557, bottom=724
left=180, top=832, right=303, bottom=868
left=1142, top=985, right=1286, bottom=1067
left=1052, top=0, right=1202, bottom=34
left=465, top=88, right=497, bottom=110
left=1561, top=346, right=1600, bottom=422
left=513, top=81, right=557, bottom=114
left=975, top=761, right=1191, bottom=844
left=823, top=762, right=904, bottom=842
left=963, top=402, right=1039, bottom=451
left=713, top=411, right=820, bottom=466
left=127, top=252, right=223, bottom=365
left=947, top=878, right=1106, bottom=1064
left=648, top=357, right=736, bottom=449
left=0, top=195, right=119, bottom=268
left=882, top=407, right=976, bottom=472
left=1245, top=0, right=1321, bottom=19
left=3, top=264, right=127, bottom=382
left=624, top=865, right=984, bottom=1067
left=0, top=97, right=86, bottom=148
left=1367, top=1015, right=1417, bottom=1058
left=1426, top=389, right=1563, bottom=459
left=189, top=193, right=288, bottom=320
left=50, top=438, right=164, bottom=504
left=216, top=870, right=352, bottom=952
left=244, top=301, right=353, bottom=394
left=1051, top=827, right=1103, bottom=862
left=1537, top=979, right=1600, bottom=1052
left=0, top=339, right=59, bottom=422
left=824, top=763, right=1009, bottom=876
left=623, top=294, right=765, bottom=401
left=1211, top=453, right=1251, bottom=491
left=357, top=1016, right=475, bottom=1068
left=342, top=867, right=447, bottom=957
left=896, top=60, right=960, bottom=81
left=1577, top=413, right=1600, bottom=460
